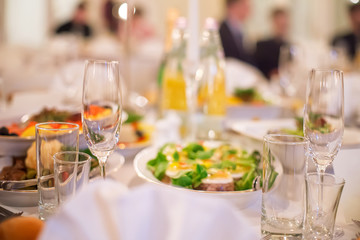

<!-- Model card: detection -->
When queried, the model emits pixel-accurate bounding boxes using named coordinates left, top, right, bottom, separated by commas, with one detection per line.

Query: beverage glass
left=304, top=69, right=344, bottom=174
left=303, top=173, right=345, bottom=240
left=82, top=60, right=122, bottom=179
left=261, top=134, right=309, bottom=238
left=36, top=122, right=79, bottom=220
left=54, top=151, right=91, bottom=205
left=278, top=44, right=306, bottom=98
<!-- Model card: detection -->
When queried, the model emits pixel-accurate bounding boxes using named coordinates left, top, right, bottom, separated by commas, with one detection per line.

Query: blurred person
left=103, top=0, right=118, bottom=34
left=255, top=8, right=290, bottom=79
left=332, top=3, right=360, bottom=60
left=55, top=2, right=93, bottom=38
left=116, top=6, right=156, bottom=43
left=219, top=0, right=256, bottom=66
left=130, top=7, right=156, bottom=41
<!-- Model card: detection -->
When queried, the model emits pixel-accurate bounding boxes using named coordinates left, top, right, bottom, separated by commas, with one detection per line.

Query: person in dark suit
left=55, top=2, right=92, bottom=38
left=219, top=0, right=256, bottom=66
left=255, top=8, right=289, bottom=79
left=332, top=3, right=360, bottom=61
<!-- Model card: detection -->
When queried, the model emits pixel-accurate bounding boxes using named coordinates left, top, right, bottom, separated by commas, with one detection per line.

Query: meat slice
left=197, top=182, right=235, bottom=191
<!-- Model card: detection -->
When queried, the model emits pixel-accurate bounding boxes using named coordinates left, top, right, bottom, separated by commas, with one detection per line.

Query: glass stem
left=317, top=164, right=327, bottom=211
left=98, top=157, right=107, bottom=179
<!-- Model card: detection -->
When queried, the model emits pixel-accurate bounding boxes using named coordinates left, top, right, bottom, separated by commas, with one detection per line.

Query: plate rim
left=230, top=118, right=360, bottom=148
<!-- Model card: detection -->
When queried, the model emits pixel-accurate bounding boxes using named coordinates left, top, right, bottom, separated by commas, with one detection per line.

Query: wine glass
left=304, top=69, right=344, bottom=238
left=82, top=60, right=122, bottom=179
left=279, top=45, right=301, bottom=97
left=304, top=69, right=344, bottom=174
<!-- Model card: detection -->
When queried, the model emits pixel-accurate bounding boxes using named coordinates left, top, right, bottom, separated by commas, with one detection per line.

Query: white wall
left=5, top=0, right=48, bottom=47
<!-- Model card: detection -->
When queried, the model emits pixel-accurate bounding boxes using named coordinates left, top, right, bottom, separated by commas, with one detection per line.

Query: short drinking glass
left=303, top=173, right=345, bottom=240
left=36, top=122, right=79, bottom=220
left=261, top=134, right=309, bottom=238
left=54, top=151, right=91, bottom=205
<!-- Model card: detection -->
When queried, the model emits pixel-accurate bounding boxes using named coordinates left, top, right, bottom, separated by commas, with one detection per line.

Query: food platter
left=133, top=143, right=261, bottom=209
left=0, top=110, right=153, bottom=157
left=0, top=152, right=125, bottom=207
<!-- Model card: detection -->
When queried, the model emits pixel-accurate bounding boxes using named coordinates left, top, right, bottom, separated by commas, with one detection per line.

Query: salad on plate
left=146, top=142, right=262, bottom=192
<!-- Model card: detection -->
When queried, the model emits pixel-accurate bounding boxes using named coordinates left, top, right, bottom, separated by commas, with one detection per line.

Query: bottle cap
left=175, top=17, right=187, bottom=30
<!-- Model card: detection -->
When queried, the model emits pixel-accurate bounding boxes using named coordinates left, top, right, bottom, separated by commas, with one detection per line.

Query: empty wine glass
left=82, top=60, right=122, bottom=179
left=278, top=45, right=303, bottom=98
left=304, top=69, right=344, bottom=174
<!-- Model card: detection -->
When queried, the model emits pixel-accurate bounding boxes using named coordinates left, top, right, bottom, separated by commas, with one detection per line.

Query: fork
left=260, top=234, right=272, bottom=240
left=0, top=205, right=23, bottom=221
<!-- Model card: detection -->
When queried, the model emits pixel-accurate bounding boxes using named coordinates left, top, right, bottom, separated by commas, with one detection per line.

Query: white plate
left=0, top=152, right=125, bottom=207
left=133, top=146, right=261, bottom=210
left=0, top=135, right=34, bottom=157
left=230, top=118, right=360, bottom=148
left=226, top=105, right=283, bottom=120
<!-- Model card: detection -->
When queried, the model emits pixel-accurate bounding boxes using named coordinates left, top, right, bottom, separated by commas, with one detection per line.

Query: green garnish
left=124, top=112, right=143, bottom=124
left=172, top=164, right=208, bottom=188
left=211, top=160, right=237, bottom=170
left=147, top=152, right=169, bottom=180
left=196, top=149, right=215, bottom=160
left=173, top=151, right=179, bottom=162
left=233, top=88, right=264, bottom=102
left=235, top=169, right=256, bottom=191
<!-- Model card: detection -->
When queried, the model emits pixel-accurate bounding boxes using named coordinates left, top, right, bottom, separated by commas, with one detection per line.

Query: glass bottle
left=198, top=18, right=226, bottom=139
left=161, top=17, right=187, bottom=112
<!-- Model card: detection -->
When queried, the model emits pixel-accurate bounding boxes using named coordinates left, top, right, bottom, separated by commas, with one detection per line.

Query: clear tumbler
left=261, top=134, right=309, bottom=238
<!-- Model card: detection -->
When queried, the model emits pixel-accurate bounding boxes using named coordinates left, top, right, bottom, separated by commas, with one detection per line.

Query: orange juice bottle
left=161, top=17, right=188, bottom=112
left=162, top=66, right=187, bottom=111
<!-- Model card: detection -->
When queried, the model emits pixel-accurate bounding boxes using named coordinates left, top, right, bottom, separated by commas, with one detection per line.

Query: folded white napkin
left=39, top=180, right=257, bottom=240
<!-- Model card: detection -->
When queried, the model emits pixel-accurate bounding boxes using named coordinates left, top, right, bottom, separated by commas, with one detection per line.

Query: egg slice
left=201, top=169, right=233, bottom=184
left=229, top=165, right=252, bottom=179
left=195, top=159, right=213, bottom=169
left=165, top=162, right=192, bottom=178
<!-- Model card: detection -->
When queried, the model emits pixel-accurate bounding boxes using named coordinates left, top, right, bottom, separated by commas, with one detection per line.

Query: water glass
left=54, top=151, right=91, bottom=205
left=261, top=134, right=309, bottom=238
left=36, top=122, right=79, bottom=220
left=303, top=173, right=345, bottom=240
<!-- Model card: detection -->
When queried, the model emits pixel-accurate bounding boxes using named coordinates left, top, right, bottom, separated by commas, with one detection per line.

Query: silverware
left=0, top=205, right=23, bottom=222
left=0, top=178, right=39, bottom=191
left=1, top=167, right=99, bottom=190
left=260, top=234, right=272, bottom=240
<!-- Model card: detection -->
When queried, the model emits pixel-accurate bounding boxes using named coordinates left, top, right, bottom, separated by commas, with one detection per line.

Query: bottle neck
left=201, top=29, right=224, bottom=60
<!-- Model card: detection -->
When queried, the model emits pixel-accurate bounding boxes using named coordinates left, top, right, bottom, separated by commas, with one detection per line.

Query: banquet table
left=0, top=90, right=360, bottom=239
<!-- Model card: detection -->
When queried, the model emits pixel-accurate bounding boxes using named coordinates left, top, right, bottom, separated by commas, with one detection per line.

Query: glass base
left=261, top=230, right=302, bottom=240
left=261, top=218, right=303, bottom=239
left=38, top=203, right=57, bottom=221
